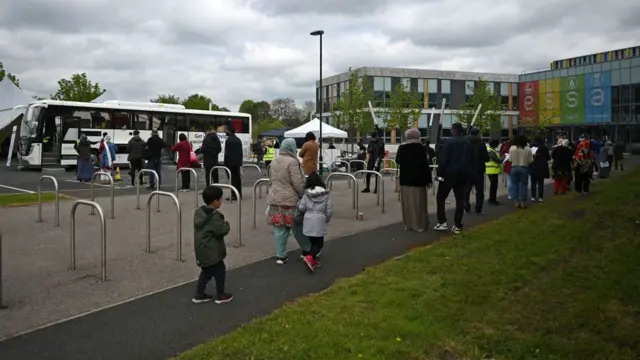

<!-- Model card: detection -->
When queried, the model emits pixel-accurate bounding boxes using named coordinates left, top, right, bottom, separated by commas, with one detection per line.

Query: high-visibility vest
left=263, top=147, right=275, bottom=161
left=485, top=148, right=501, bottom=175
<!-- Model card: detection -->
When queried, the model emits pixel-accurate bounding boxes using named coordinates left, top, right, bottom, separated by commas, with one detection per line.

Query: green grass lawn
left=177, top=170, right=640, bottom=360
left=0, top=192, right=68, bottom=207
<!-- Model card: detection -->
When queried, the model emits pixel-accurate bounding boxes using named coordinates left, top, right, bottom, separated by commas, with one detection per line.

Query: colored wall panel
left=559, top=74, right=585, bottom=124
left=519, top=81, right=539, bottom=125
left=538, top=78, right=561, bottom=125
left=584, top=71, right=611, bottom=123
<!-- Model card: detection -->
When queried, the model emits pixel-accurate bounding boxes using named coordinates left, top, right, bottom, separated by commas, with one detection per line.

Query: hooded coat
left=193, top=205, right=230, bottom=267
left=297, top=186, right=333, bottom=237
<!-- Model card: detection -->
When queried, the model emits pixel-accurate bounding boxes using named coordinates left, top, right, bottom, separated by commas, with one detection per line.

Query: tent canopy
left=259, top=127, right=290, bottom=138
left=0, top=79, right=33, bottom=111
left=284, top=118, right=347, bottom=139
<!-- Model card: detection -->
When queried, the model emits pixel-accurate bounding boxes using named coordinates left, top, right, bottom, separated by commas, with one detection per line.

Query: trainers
left=361, top=188, right=370, bottom=193
left=433, top=223, right=448, bottom=232
left=215, top=293, right=234, bottom=304
left=276, top=257, right=288, bottom=265
left=313, top=261, right=322, bottom=269
left=452, top=225, right=462, bottom=234
left=192, top=293, right=213, bottom=304
left=303, top=255, right=316, bottom=272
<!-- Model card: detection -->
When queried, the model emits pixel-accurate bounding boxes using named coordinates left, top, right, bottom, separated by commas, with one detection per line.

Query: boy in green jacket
left=192, top=186, right=233, bottom=304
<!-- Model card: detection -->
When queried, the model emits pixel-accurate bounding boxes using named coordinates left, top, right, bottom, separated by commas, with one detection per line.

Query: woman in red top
left=172, top=133, right=193, bottom=191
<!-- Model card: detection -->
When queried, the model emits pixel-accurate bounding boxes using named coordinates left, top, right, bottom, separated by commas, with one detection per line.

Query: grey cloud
left=249, top=0, right=431, bottom=15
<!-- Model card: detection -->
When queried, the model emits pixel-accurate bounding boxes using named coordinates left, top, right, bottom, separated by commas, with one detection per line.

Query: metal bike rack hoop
left=252, top=178, right=271, bottom=230
left=380, top=168, right=400, bottom=201
left=241, top=164, right=262, bottom=178
left=175, top=168, right=199, bottom=207
left=326, top=172, right=358, bottom=216
left=146, top=191, right=183, bottom=262
left=135, top=169, right=160, bottom=212
left=69, top=200, right=108, bottom=282
left=209, top=166, right=231, bottom=186
left=37, top=175, right=60, bottom=226
left=353, top=170, right=385, bottom=213
left=90, top=172, right=115, bottom=219
left=330, top=160, right=351, bottom=188
left=211, top=183, right=242, bottom=247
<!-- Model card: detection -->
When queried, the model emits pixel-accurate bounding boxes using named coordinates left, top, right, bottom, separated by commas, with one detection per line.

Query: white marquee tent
left=91, top=89, right=119, bottom=103
left=284, top=118, right=347, bottom=138
left=0, top=78, right=33, bottom=133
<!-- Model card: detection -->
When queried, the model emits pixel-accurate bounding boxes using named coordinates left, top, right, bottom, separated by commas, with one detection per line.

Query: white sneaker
left=433, top=223, right=448, bottom=232
left=531, top=197, right=536, bottom=202
left=451, top=225, right=461, bottom=234
left=538, top=198, right=543, bottom=202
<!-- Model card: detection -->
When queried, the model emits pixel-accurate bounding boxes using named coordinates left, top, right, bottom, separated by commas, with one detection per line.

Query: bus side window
left=134, top=113, right=150, bottom=130
left=188, top=115, right=209, bottom=133
left=176, top=115, right=188, bottom=132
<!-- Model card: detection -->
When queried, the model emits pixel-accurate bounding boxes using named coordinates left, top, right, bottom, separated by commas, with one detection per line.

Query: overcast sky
left=0, top=0, right=638, bottom=111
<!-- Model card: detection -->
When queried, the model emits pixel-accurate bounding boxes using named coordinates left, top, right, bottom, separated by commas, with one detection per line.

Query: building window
left=633, top=84, right=640, bottom=104
left=487, top=82, right=494, bottom=93
left=441, top=79, right=451, bottom=94
left=500, top=83, right=509, bottom=96
left=428, top=93, right=437, bottom=108
left=441, top=94, right=451, bottom=107
left=418, top=79, right=425, bottom=93
left=621, top=85, right=631, bottom=104
left=401, top=78, right=411, bottom=89
left=631, top=66, right=640, bottom=83
left=465, top=81, right=475, bottom=95
left=373, top=77, right=385, bottom=91
left=427, top=79, right=438, bottom=93
left=621, top=67, right=631, bottom=85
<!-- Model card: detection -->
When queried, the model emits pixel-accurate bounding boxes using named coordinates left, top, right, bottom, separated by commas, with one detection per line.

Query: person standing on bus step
left=224, top=126, right=243, bottom=201
left=463, top=128, right=489, bottom=214
left=127, top=130, right=145, bottom=187
left=145, top=129, right=165, bottom=190
left=201, top=129, right=222, bottom=186
left=172, top=133, right=193, bottom=191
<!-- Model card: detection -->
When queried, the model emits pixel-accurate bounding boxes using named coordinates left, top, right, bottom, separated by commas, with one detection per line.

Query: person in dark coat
left=223, top=126, right=244, bottom=200
left=551, top=139, right=573, bottom=195
left=127, top=130, right=146, bottom=186
left=201, top=130, right=222, bottom=186
left=463, top=128, right=489, bottom=213
left=529, top=135, right=550, bottom=201
left=613, top=140, right=625, bottom=171
left=145, top=129, right=165, bottom=189
left=362, top=128, right=385, bottom=194
left=74, top=134, right=94, bottom=182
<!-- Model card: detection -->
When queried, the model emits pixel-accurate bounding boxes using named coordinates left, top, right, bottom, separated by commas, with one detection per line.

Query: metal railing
left=353, top=170, right=385, bottom=213
left=208, top=165, right=231, bottom=186
left=331, top=160, right=351, bottom=188
left=349, top=160, right=367, bottom=185
left=252, top=178, right=270, bottom=230
left=380, top=168, right=400, bottom=201
left=146, top=191, right=183, bottom=262
left=70, top=200, right=108, bottom=282
left=241, top=164, right=262, bottom=178
left=211, top=183, right=242, bottom=247
left=90, top=172, right=115, bottom=219
left=386, top=159, right=398, bottom=169
left=175, top=168, right=199, bottom=207
left=37, top=175, right=60, bottom=226
left=135, top=169, right=159, bottom=212
left=326, top=173, right=358, bottom=217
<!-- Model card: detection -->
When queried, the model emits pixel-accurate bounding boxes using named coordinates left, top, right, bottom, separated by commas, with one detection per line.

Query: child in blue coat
left=297, top=171, right=332, bottom=272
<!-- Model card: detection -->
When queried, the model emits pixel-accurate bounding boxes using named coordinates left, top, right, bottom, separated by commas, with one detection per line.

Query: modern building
left=519, top=45, right=640, bottom=143
left=315, top=67, right=520, bottom=143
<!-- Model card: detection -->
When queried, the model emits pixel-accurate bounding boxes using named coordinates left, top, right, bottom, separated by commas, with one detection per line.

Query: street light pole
left=311, top=30, right=324, bottom=163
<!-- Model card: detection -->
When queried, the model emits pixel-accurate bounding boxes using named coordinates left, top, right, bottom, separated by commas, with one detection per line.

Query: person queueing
left=362, top=127, right=385, bottom=194
left=263, top=140, right=275, bottom=169
left=127, top=130, right=146, bottom=187
left=463, top=128, right=489, bottom=214
left=434, top=123, right=473, bottom=234
left=201, top=129, right=222, bottom=186
left=574, top=140, right=594, bottom=196
left=145, top=129, right=165, bottom=190
left=224, top=126, right=243, bottom=201
left=297, top=171, right=332, bottom=272
left=485, top=139, right=503, bottom=205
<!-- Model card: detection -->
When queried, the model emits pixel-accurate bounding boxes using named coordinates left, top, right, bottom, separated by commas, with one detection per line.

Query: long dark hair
left=514, top=135, right=528, bottom=149
left=304, top=132, right=316, bottom=142
left=305, top=171, right=326, bottom=189
left=179, top=133, right=187, bottom=141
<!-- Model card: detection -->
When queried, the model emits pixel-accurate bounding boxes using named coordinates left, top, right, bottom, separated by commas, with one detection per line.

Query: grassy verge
left=0, top=192, right=70, bottom=207
left=177, top=171, right=640, bottom=360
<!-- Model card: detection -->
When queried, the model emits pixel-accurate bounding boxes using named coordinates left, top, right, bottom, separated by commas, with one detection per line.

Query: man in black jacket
left=224, top=126, right=243, bottom=200
left=145, top=129, right=165, bottom=189
left=434, top=123, right=473, bottom=234
left=362, top=130, right=385, bottom=194
left=128, top=130, right=146, bottom=187
left=201, top=130, right=222, bottom=186
left=463, top=128, right=490, bottom=213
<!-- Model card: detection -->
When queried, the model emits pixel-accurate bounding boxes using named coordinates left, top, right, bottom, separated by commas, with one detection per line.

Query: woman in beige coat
left=266, top=138, right=312, bottom=264
left=298, top=132, right=319, bottom=175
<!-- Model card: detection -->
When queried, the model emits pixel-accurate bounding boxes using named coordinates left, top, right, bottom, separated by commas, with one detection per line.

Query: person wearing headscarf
left=266, top=138, right=311, bottom=264
left=574, top=140, right=594, bottom=195
left=298, top=132, right=319, bottom=175
left=74, top=133, right=94, bottom=182
left=99, top=135, right=117, bottom=184
left=551, top=139, right=573, bottom=194
left=395, top=128, right=432, bottom=232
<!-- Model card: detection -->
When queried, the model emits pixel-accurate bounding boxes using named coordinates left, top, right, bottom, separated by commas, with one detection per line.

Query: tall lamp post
left=310, top=30, right=324, bottom=163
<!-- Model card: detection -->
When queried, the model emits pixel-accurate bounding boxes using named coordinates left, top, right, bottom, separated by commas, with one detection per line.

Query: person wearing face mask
left=223, top=125, right=243, bottom=201
left=362, top=126, right=385, bottom=194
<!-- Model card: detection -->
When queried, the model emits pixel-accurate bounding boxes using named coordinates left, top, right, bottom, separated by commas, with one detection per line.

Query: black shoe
left=226, top=197, right=239, bottom=201
left=361, top=188, right=370, bottom=193
left=192, top=293, right=213, bottom=304
left=146, top=185, right=155, bottom=190
left=215, top=293, right=234, bottom=304
left=475, top=208, right=482, bottom=214
left=464, top=207, right=471, bottom=213
left=373, top=188, right=378, bottom=194
left=488, top=200, right=500, bottom=206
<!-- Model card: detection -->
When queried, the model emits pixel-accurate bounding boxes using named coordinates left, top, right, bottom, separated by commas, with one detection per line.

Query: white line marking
left=0, top=184, right=35, bottom=194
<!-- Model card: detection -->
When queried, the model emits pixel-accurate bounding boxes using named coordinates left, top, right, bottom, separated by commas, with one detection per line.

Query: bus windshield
left=21, top=105, right=43, bottom=137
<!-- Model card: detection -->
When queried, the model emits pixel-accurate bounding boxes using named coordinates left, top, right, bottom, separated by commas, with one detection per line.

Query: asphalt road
left=0, top=188, right=537, bottom=360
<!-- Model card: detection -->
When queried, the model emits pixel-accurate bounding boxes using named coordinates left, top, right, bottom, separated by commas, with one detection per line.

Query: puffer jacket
left=266, top=152, right=305, bottom=207
left=297, top=186, right=332, bottom=237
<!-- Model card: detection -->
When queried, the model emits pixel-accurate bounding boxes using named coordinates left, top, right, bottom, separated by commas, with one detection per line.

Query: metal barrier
left=135, top=169, right=159, bottom=211
left=326, top=173, right=358, bottom=216
left=146, top=191, right=183, bottom=262
left=70, top=200, right=108, bottom=282
left=0, top=232, right=4, bottom=308
left=380, top=168, right=400, bottom=201
left=37, top=175, right=60, bottom=226
left=175, top=168, right=199, bottom=206
left=349, top=160, right=367, bottom=185
left=353, top=170, right=385, bottom=213
left=211, top=183, right=242, bottom=247
left=331, top=160, right=351, bottom=189
left=241, top=164, right=262, bottom=178
left=386, top=159, right=398, bottom=169
left=90, top=172, right=115, bottom=219
left=208, top=165, right=231, bottom=186
left=252, top=178, right=270, bottom=230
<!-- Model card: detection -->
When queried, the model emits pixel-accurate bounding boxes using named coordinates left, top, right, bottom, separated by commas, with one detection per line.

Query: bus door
left=161, top=115, right=177, bottom=163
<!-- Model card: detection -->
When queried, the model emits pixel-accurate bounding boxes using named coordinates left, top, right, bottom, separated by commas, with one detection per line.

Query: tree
left=239, top=99, right=271, bottom=121
left=270, top=97, right=301, bottom=127
left=0, top=62, right=20, bottom=88
left=150, top=94, right=181, bottom=104
left=252, top=118, right=286, bottom=140
left=50, top=73, right=106, bottom=102
left=32, top=95, right=46, bottom=100
left=330, top=70, right=373, bottom=140
left=456, top=78, right=502, bottom=135
left=300, top=100, right=315, bottom=121
left=182, top=93, right=216, bottom=110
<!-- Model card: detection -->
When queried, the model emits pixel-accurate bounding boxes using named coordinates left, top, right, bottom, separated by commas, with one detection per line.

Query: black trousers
left=181, top=170, right=191, bottom=190
left=436, top=174, right=466, bottom=227
left=308, top=236, right=324, bottom=259
left=463, top=170, right=485, bottom=211
left=487, top=174, right=499, bottom=202
left=204, top=164, right=220, bottom=186
left=614, top=155, right=624, bottom=170
left=228, top=165, right=242, bottom=199
left=129, top=159, right=144, bottom=186
left=195, top=261, right=226, bottom=295
left=365, top=161, right=380, bottom=190
left=574, top=167, right=591, bottom=193
left=530, top=173, right=545, bottom=199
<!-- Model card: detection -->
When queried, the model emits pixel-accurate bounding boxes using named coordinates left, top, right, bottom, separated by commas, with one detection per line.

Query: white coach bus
left=16, top=100, right=252, bottom=169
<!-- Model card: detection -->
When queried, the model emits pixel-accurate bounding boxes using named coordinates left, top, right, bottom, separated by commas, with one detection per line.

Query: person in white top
left=508, top=135, right=534, bottom=208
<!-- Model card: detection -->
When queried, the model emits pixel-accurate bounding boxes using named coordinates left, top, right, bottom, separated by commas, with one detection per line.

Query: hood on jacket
left=131, top=135, right=143, bottom=142
left=468, top=134, right=481, bottom=144
left=304, top=186, right=329, bottom=202
left=194, top=205, right=217, bottom=229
